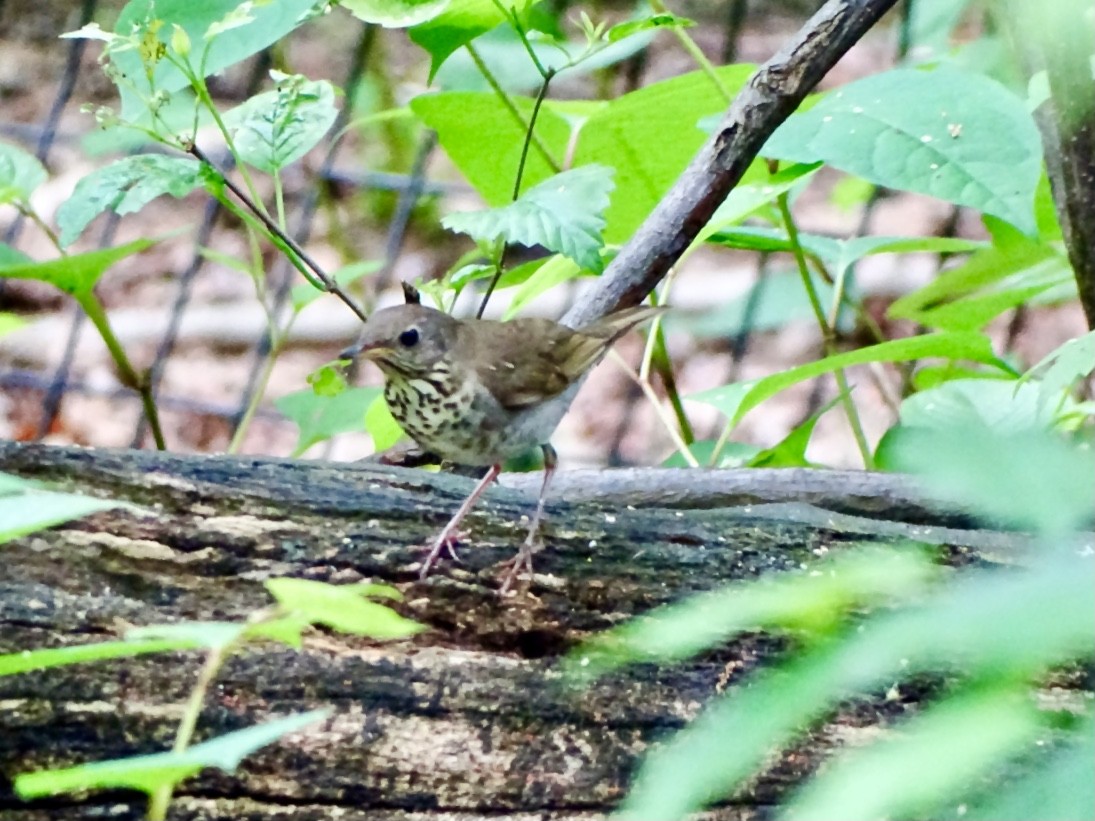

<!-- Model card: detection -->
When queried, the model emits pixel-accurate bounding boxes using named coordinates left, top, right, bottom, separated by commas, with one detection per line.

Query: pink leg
left=419, top=463, right=501, bottom=580
left=499, top=445, right=556, bottom=595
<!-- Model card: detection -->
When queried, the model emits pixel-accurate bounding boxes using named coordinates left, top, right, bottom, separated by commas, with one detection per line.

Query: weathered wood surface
left=0, top=441, right=1032, bottom=820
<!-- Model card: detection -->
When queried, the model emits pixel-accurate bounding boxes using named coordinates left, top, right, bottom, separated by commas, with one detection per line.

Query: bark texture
left=0, top=442, right=1033, bottom=820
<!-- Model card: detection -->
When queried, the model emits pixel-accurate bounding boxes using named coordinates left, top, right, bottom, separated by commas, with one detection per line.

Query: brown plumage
left=345, top=303, right=663, bottom=592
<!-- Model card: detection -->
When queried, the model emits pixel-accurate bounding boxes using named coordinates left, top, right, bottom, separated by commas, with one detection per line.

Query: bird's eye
left=399, top=328, right=420, bottom=347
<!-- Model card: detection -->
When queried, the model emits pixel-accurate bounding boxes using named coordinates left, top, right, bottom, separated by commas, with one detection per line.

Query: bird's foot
left=418, top=526, right=465, bottom=580
left=498, top=535, right=542, bottom=596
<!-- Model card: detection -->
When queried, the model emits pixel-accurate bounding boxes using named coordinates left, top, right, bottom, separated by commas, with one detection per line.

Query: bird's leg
left=499, top=444, right=557, bottom=595
left=419, top=463, right=501, bottom=580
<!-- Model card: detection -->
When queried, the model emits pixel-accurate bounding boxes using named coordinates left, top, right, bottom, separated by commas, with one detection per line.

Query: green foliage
left=103, top=0, right=321, bottom=122
left=443, top=164, right=614, bottom=271
left=56, top=155, right=203, bottom=246
left=0, top=140, right=46, bottom=205
left=276, top=386, right=383, bottom=457
left=572, top=430, right=1094, bottom=820
left=223, top=73, right=339, bottom=174
left=0, top=472, right=124, bottom=544
left=0, top=238, right=159, bottom=296
left=764, top=66, right=1043, bottom=234
left=14, top=710, right=332, bottom=799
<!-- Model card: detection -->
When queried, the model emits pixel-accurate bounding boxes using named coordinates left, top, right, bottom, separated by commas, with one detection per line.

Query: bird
left=343, top=301, right=663, bottom=592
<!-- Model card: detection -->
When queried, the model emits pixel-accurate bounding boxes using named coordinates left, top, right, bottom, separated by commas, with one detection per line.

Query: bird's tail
left=579, top=305, right=666, bottom=343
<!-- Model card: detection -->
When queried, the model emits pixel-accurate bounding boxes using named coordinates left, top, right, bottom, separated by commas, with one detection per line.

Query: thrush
left=344, top=302, right=663, bottom=592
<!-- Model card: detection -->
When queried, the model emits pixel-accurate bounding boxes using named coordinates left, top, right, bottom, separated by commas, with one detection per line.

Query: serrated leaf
left=14, top=710, right=331, bottom=798
left=56, top=155, right=202, bottom=247
left=342, top=0, right=450, bottom=26
left=276, top=386, right=379, bottom=456
left=223, top=76, right=338, bottom=173
left=443, top=165, right=614, bottom=271
left=0, top=140, right=47, bottom=205
left=764, top=66, right=1042, bottom=234
left=0, top=238, right=159, bottom=296
left=264, top=578, right=423, bottom=639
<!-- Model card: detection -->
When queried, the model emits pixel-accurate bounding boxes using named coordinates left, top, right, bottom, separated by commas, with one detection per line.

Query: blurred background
left=0, top=0, right=1085, bottom=468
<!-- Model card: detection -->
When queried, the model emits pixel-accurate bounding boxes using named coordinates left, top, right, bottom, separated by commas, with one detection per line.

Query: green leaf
left=782, top=686, right=1043, bottom=821
left=264, top=578, right=423, bottom=639
left=568, top=548, right=935, bottom=684
left=365, top=393, right=405, bottom=452
left=0, top=637, right=202, bottom=677
left=894, top=378, right=1061, bottom=434
left=882, top=427, right=1095, bottom=535
left=694, top=162, right=822, bottom=248
left=574, top=64, right=757, bottom=243
left=0, top=237, right=159, bottom=296
left=0, top=140, right=47, bottom=205
left=764, top=66, right=1042, bottom=234
left=126, top=621, right=247, bottom=650
left=1021, top=329, right=1095, bottom=407
left=0, top=472, right=124, bottom=544
left=888, top=229, right=1068, bottom=324
left=502, top=254, right=591, bottom=320
left=110, top=0, right=321, bottom=121
left=275, top=386, right=380, bottom=456
left=444, top=165, right=614, bottom=271
left=56, top=155, right=202, bottom=247
left=410, top=0, right=535, bottom=80
left=0, top=312, right=26, bottom=336
left=14, top=709, right=331, bottom=798
left=748, top=393, right=843, bottom=468
left=670, top=271, right=838, bottom=337
left=291, top=259, right=380, bottom=311
left=607, top=13, right=694, bottom=42
left=223, top=75, right=339, bottom=174
left=702, top=332, right=1006, bottom=427
left=0, top=242, right=32, bottom=267
left=341, top=0, right=450, bottom=27
left=616, top=547, right=1093, bottom=819
left=411, top=90, right=571, bottom=206
left=306, top=364, right=348, bottom=397
left=965, top=721, right=1095, bottom=821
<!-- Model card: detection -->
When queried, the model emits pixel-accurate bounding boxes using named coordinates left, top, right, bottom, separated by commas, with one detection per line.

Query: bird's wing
left=462, top=319, right=597, bottom=409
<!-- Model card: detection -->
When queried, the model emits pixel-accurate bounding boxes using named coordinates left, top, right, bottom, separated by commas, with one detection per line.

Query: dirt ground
left=0, top=2, right=1087, bottom=470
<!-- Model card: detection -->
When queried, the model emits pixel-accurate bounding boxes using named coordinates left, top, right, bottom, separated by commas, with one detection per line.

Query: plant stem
left=777, top=192, right=874, bottom=469
left=477, top=65, right=557, bottom=317
left=649, top=0, right=733, bottom=103
left=147, top=643, right=234, bottom=820
left=188, top=142, right=367, bottom=322
left=77, top=291, right=166, bottom=450
left=464, top=43, right=561, bottom=173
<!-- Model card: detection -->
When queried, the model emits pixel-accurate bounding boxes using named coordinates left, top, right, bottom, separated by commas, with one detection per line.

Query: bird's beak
left=339, top=339, right=389, bottom=362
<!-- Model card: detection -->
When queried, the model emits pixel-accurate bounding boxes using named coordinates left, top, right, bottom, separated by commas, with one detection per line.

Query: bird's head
left=341, top=304, right=458, bottom=379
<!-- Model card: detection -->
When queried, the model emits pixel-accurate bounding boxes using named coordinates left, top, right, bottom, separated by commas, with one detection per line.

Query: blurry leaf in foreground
left=0, top=472, right=124, bottom=544
left=566, top=547, right=936, bottom=684
left=884, top=426, right=1095, bottom=534
left=14, top=709, right=331, bottom=798
left=781, top=686, right=1043, bottom=821
left=264, top=578, right=423, bottom=639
